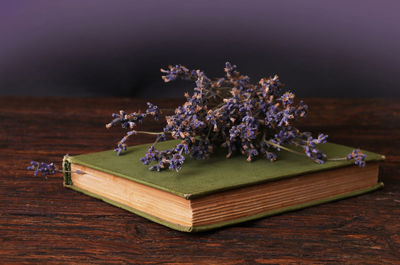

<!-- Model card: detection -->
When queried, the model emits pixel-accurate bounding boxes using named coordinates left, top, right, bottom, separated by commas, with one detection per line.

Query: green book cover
left=63, top=140, right=384, bottom=232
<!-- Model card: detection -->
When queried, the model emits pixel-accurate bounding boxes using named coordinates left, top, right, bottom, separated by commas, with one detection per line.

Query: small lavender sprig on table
left=106, top=62, right=367, bottom=171
left=27, top=161, right=84, bottom=176
left=27, top=161, right=57, bottom=176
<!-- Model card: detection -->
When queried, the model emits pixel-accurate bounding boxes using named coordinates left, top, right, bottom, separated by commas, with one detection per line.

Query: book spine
left=62, top=155, right=72, bottom=186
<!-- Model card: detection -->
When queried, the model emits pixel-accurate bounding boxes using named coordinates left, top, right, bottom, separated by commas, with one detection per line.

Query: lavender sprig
left=27, top=161, right=84, bottom=176
left=107, top=62, right=367, bottom=171
left=106, top=102, right=161, bottom=156
left=27, top=161, right=57, bottom=176
left=347, top=149, right=367, bottom=167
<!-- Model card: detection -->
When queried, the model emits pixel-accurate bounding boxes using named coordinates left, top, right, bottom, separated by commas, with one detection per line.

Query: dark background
left=1, top=0, right=399, bottom=98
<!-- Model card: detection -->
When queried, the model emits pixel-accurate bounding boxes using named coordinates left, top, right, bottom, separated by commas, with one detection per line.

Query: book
left=62, top=140, right=384, bottom=232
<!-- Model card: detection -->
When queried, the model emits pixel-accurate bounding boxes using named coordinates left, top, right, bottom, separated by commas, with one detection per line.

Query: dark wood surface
left=1, top=97, right=399, bottom=264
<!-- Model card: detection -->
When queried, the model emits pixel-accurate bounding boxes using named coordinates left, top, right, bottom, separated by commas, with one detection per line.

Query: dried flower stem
left=327, top=157, right=347, bottom=161
left=265, top=140, right=355, bottom=163
left=264, top=140, right=305, bottom=156
left=135, top=131, right=164, bottom=135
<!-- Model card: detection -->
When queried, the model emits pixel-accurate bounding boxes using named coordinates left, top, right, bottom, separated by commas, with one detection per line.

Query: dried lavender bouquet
left=103, top=62, right=366, bottom=172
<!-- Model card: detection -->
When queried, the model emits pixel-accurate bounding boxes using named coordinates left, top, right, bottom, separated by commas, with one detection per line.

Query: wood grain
left=0, top=97, right=399, bottom=264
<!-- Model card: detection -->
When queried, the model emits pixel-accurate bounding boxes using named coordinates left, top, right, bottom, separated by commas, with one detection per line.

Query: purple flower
left=280, top=92, right=294, bottom=105
left=247, top=148, right=259, bottom=161
left=27, top=161, right=57, bottom=176
left=224, top=62, right=237, bottom=78
left=140, top=145, right=160, bottom=165
left=149, top=164, right=162, bottom=171
left=347, top=149, right=367, bottom=167
left=169, top=154, right=185, bottom=171
left=146, top=102, right=159, bottom=120
left=161, top=65, right=192, bottom=82
left=114, top=143, right=126, bottom=156
left=156, top=133, right=167, bottom=142
left=265, top=152, right=277, bottom=162
left=106, top=110, right=145, bottom=129
left=303, top=146, right=327, bottom=164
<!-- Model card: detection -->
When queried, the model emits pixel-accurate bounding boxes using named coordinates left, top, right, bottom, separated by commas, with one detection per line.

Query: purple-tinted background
left=0, top=0, right=399, bottom=97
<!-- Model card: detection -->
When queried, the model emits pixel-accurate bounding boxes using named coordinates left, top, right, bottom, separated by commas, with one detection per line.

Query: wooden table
left=1, top=97, right=399, bottom=264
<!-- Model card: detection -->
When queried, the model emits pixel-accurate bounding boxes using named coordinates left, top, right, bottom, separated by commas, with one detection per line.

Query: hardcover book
left=63, top=140, right=384, bottom=232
